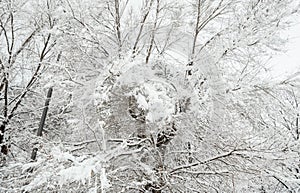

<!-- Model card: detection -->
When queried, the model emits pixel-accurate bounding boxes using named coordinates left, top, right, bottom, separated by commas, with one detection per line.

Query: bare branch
left=11, top=28, right=40, bottom=65
left=170, top=149, right=236, bottom=174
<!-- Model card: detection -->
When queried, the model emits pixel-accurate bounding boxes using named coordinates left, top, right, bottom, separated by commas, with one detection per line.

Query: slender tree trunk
left=186, top=0, right=201, bottom=77
left=0, top=76, right=9, bottom=155
left=146, top=0, right=160, bottom=64
left=132, top=0, right=154, bottom=56
left=31, top=87, right=53, bottom=160
left=114, top=0, right=122, bottom=57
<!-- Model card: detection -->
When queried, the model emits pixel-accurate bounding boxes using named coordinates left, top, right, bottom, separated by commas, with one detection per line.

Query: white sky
left=270, top=22, right=300, bottom=79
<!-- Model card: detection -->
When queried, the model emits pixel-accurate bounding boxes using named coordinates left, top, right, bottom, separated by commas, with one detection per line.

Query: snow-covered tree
left=1, top=0, right=300, bottom=192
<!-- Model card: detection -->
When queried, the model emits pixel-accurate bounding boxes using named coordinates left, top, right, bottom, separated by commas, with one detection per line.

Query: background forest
left=1, top=0, right=300, bottom=192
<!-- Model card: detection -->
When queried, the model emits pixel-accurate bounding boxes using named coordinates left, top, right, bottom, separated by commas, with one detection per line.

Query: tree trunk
left=31, top=87, right=53, bottom=160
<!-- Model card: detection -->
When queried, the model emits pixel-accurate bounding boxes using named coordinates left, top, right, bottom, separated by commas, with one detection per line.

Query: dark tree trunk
left=0, top=123, right=8, bottom=155
left=31, top=87, right=53, bottom=160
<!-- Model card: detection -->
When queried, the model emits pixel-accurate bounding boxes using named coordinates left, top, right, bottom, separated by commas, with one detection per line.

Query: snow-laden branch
left=170, top=149, right=236, bottom=174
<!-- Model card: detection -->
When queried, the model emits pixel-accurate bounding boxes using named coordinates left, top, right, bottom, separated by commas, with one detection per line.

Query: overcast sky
left=270, top=22, right=300, bottom=79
